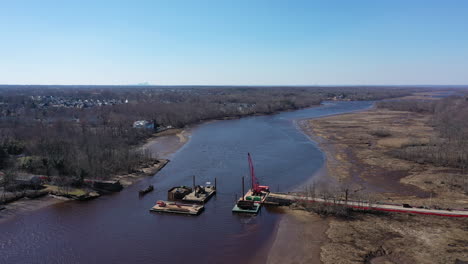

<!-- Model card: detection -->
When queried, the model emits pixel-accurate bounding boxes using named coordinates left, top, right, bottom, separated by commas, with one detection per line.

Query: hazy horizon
left=1, top=84, right=468, bottom=88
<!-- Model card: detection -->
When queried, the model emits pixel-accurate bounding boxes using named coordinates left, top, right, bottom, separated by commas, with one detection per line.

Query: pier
left=265, top=192, right=468, bottom=218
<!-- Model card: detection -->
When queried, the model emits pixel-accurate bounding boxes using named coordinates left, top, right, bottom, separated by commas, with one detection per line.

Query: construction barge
left=150, top=177, right=216, bottom=216
left=183, top=185, right=216, bottom=203
left=232, top=189, right=269, bottom=214
left=232, top=153, right=270, bottom=214
left=168, top=176, right=216, bottom=204
left=150, top=200, right=204, bottom=215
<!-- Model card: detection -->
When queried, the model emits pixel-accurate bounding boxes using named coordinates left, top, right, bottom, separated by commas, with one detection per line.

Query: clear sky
left=1, top=0, right=467, bottom=85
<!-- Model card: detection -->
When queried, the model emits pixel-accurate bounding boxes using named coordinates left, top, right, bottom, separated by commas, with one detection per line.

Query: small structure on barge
left=167, top=186, right=192, bottom=201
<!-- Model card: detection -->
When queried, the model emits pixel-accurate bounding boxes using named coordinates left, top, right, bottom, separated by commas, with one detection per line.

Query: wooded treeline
left=377, top=96, right=468, bottom=171
left=0, top=86, right=415, bottom=187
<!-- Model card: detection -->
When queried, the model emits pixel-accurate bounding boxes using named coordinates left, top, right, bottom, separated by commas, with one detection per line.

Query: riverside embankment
left=0, top=128, right=190, bottom=224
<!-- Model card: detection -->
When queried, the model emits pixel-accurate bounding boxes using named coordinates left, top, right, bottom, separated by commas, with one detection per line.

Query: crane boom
left=248, top=152, right=257, bottom=190
left=247, top=153, right=269, bottom=194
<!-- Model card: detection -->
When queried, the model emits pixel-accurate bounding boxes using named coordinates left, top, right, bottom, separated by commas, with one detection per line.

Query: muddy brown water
left=0, top=101, right=373, bottom=264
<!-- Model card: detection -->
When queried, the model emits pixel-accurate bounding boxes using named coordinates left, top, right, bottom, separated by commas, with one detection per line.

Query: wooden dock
left=149, top=200, right=204, bottom=215
left=265, top=192, right=468, bottom=218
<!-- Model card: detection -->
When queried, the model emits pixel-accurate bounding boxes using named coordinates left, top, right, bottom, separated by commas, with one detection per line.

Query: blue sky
left=1, top=0, right=467, bottom=85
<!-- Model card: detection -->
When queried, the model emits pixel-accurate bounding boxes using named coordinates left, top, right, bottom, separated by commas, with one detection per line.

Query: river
left=0, top=101, right=373, bottom=264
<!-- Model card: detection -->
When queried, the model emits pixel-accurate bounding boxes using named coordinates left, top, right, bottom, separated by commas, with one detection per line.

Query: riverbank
left=271, top=100, right=468, bottom=263
left=0, top=128, right=191, bottom=222
left=0, top=195, right=64, bottom=224
left=267, top=208, right=329, bottom=264
left=142, top=128, right=192, bottom=159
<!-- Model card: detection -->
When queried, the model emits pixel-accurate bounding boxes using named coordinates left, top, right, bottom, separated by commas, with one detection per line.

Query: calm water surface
left=0, top=101, right=373, bottom=264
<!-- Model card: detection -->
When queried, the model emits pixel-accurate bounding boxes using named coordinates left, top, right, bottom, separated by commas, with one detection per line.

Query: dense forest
left=0, top=85, right=418, bottom=196
left=377, top=95, right=468, bottom=171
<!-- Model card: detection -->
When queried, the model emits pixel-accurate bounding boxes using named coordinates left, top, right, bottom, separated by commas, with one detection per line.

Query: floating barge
left=139, top=185, right=154, bottom=196
left=183, top=185, right=216, bottom=203
left=168, top=176, right=217, bottom=204
left=233, top=197, right=261, bottom=214
left=232, top=153, right=270, bottom=214
left=232, top=189, right=269, bottom=214
left=232, top=203, right=261, bottom=213
left=149, top=200, right=204, bottom=215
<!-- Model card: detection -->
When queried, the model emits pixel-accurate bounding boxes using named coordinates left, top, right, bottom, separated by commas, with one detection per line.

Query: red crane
left=248, top=153, right=270, bottom=194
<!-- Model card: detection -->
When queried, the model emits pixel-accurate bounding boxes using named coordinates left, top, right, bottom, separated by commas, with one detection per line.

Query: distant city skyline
left=1, top=0, right=467, bottom=85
